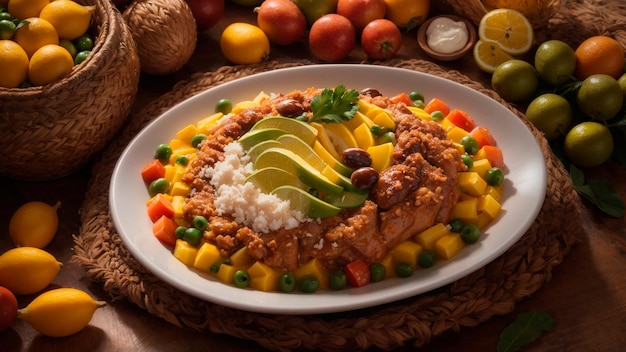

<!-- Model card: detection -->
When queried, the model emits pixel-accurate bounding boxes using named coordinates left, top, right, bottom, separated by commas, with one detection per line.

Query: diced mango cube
left=173, top=239, right=199, bottom=267
left=379, top=254, right=395, bottom=279
left=469, top=158, right=492, bottom=179
left=371, top=111, right=395, bottom=130
left=176, top=124, right=198, bottom=144
left=231, top=100, right=258, bottom=114
left=486, top=185, right=503, bottom=201
left=170, top=182, right=190, bottom=197
left=353, top=123, right=375, bottom=150
left=477, top=213, right=493, bottom=229
left=164, top=164, right=176, bottom=183
left=197, top=112, right=223, bottom=133
left=435, top=234, right=466, bottom=260
left=170, top=195, right=186, bottom=223
left=458, top=172, right=488, bottom=197
left=170, top=147, right=197, bottom=164
left=229, top=247, right=252, bottom=267
left=478, top=194, right=501, bottom=220
left=194, top=242, right=222, bottom=272
left=453, top=197, right=479, bottom=223
left=407, top=106, right=432, bottom=121
left=169, top=138, right=190, bottom=150
left=215, top=264, right=238, bottom=284
left=294, top=258, right=329, bottom=290
left=414, top=223, right=451, bottom=250
left=439, top=117, right=455, bottom=131
left=446, top=126, right=470, bottom=144
left=248, top=261, right=282, bottom=292
left=367, top=142, right=394, bottom=173
left=390, top=240, right=422, bottom=267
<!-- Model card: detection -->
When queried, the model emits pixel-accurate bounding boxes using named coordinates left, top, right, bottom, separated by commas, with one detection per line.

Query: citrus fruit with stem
left=526, top=93, right=572, bottom=140
left=564, top=121, right=614, bottom=168
left=0, top=247, right=62, bottom=295
left=220, top=22, right=270, bottom=65
left=574, top=35, right=625, bottom=80
left=12, top=17, right=59, bottom=57
left=9, top=201, right=60, bottom=248
left=491, top=59, right=538, bottom=103
left=39, top=0, right=95, bottom=40
left=0, top=39, right=29, bottom=88
left=576, top=74, right=624, bottom=121
left=383, top=0, right=429, bottom=30
left=478, top=8, right=534, bottom=56
left=472, top=39, right=514, bottom=74
left=28, top=44, right=74, bottom=86
left=7, top=0, right=50, bottom=20
left=534, top=39, right=576, bottom=86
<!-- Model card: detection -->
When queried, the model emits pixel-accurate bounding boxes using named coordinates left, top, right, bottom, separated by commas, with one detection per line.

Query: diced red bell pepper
left=424, top=98, right=450, bottom=116
left=152, top=215, right=178, bottom=247
left=446, top=109, right=476, bottom=132
left=344, top=259, right=371, bottom=287
left=483, top=145, right=505, bottom=169
left=390, top=92, right=413, bottom=106
left=141, top=159, right=166, bottom=184
left=147, top=194, right=175, bottom=223
left=470, top=126, right=497, bottom=148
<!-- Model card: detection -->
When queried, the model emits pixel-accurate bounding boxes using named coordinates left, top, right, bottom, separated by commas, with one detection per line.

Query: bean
left=360, top=88, right=382, bottom=97
left=350, top=167, right=379, bottom=190
left=276, top=99, right=304, bottom=118
left=341, top=148, right=372, bottom=169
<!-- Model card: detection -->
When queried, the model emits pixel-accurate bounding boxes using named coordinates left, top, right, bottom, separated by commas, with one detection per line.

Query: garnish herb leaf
left=570, top=165, right=625, bottom=218
left=497, top=310, right=555, bottom=352
left=310, top=85, right=360, bottom=123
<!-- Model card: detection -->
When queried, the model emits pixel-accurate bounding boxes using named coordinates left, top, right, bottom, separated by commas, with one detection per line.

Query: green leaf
left=310, top=85, right=359, bottom=123
left=570, top=165, right=625, bottom=218
left=497, top=310, right=555, bottom=352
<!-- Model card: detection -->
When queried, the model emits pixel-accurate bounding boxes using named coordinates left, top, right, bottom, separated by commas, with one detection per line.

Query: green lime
left=576, top=74, right=624, bottom=121
left=0, top=12, right=13, bottom=21
left=534, top=39, right=576, bottom=86
left=0, top=19, right=16, bottom=40
left=564, top=121, right=614, bottom=168
left=74, top=34, right=93, bottom=52
left=618, top=72, right=626, bottom=99
left=525, top=93, right=573, bottom=140
left=491, top=59, right=539, bottom=103
left=74, top=50, right=90, bottom=65
left=59, top=39, right=77, bottom=58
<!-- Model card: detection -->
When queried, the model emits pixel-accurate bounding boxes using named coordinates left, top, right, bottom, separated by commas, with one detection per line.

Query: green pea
left=409, top=91, right=424, bottom=102
left=460, top=135, right=479, bottom=155
left=148, top=177, right=170, bottom=197
left=175, top=226, right=187, bottom=239
left=460, top=224, right=481, bottom=244
left=369, top=263, right=386, bottom=282
left=175, top=155, right=188, bottom=166
left=74, top=34, right=94, bottom=51
left=328, top=270, right=347, bottom=290
left=448, top=218, right=464, bottom=233
left=215, top=98, right=232, bottom=114
left=155, top=144, right=172, bottom=162
left=210, top=262, right=221, bottom=273
left=412, top=100, right=425, bottom=109
left=299, top=275, right=320, bottom=293
left=74, top=50, right=90, bottom=65
left=370, top=124, right=383, bottom=136
left=460, top=154, right=473, bottom=169
left=183, top=227, right=203, bottom=246
left=418, top=250, right=437, bottom=268
left=278, top=272, right=296, bottom=293
left=233, top=270, right=250, bottom=288
left=192, top=215, right=209, bottom=232
left=396, top=263, right=413, bottom=278
left=484, top=167, right=504, bottom=186
left=191, top=134, right=207, bottom=148
left=430, top=110, right=445, bottom=121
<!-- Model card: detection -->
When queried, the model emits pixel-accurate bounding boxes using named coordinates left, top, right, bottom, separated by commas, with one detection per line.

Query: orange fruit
left=12, top=17, right=59, bottom=57
left=39, top=0, right=96, bottom=40
left=574, top=35, right=625, bottom=80
left=28, top=44, right=74, bottom=86
left=220, top=23, right=270, bottom=65
left=384, top=0, right=429, bottom=30
left=0, top=40, right=29, bottom=88
left=7, top=0, right=50, bottom=20
left=478, top=8, right=534, bottom=56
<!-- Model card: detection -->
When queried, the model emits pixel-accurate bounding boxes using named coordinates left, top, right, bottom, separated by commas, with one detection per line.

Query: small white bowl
left=417, top=14, right=477, bottom=61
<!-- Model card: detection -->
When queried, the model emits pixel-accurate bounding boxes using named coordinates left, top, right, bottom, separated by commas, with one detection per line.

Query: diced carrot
left=483, top=145, right=504, bottom=169
left=147, top=194, right=175, bottom=222
left=152, top=215, right=178, bottom=247
left=470, top=126, right=496, bottom=148
left=446, top=109, right=475, bottom=132
left=390, top=92, right=413, bottom=106
left=141, top=159, right=166, bottom=184
left=423, top=98, right=450, bottom=116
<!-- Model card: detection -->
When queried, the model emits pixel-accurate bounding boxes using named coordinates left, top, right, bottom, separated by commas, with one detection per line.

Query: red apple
left=256, top=0, right=307, bottom=46
left=185, top=0, right=225, bottom=31
left=309, top=14, right=356, bottom=62
left=336, top=0, right=386, bottom=33
left=361, top=19, right=402, bottom=60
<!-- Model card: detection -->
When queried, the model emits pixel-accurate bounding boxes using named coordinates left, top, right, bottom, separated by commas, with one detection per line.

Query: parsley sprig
left=310, top=85, right=360, bottom=123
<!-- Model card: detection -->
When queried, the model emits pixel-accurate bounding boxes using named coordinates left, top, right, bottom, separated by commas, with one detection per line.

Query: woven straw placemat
left=73, top=57, right=583, bottom=351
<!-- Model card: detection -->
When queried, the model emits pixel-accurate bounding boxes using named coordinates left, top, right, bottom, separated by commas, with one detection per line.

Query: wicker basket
left=0, top=0, right=140, bottom=180
left=434, top=0, right=562, bottom=29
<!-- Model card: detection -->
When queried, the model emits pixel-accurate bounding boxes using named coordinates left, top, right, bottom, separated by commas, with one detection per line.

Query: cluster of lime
left=0, top=201, right=105, bottom=336
left=0, top=0, right=95, bottom=88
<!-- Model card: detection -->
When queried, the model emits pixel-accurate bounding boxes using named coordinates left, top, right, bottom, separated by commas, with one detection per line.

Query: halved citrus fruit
left=478, top=8, right=534, bottom=56
left=473, top=39, right=514, bottom=73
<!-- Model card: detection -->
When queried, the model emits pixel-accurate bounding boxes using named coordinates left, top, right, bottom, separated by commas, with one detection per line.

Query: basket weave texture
left=73, top=58, right=583, bottom=351
left=0, top=0, right=140, bottom=180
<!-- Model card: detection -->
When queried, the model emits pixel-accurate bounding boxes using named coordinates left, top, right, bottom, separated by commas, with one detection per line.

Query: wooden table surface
left=2, top=3, right=626, bottom=351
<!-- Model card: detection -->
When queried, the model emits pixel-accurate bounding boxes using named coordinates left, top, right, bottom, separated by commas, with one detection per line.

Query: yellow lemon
left=478, top=8, right=534, bottom=56
left=7, top=0, right=50, bottom=20
left=472, top=39, right=514, bottom=73
left=384, top=0, right=429, bottom=30
left=220, top=22, right=270, bottom=65
left=9, top=201, right=61, bottom=249
left=39, top=0, right=96, bottom=40
left=0, top=247, right=62, bottom=295
left=18, top=288, right=106, bottom=337
left=12, top=17, right=59, bottom=57
left=29, top=44, right=74, bottom=86
left=0, top=40, right=29, bottom=88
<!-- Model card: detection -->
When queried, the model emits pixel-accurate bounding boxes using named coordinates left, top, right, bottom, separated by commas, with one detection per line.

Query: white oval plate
left=110, top=65, right=546, bottom=315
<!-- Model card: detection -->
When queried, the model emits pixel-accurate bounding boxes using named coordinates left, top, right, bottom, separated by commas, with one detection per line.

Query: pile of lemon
left=0, top=201, right=106, bottom=336
left=0, top=0, right=95, bottom=88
